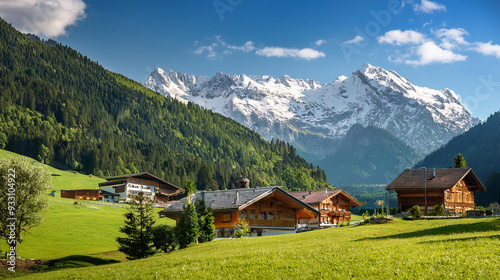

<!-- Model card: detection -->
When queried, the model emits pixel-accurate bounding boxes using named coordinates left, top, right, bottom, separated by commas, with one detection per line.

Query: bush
left=151, top=225, right=177, bottom=253
left=409, top=205, right=422, bottom=220
left=433, top=205, right=445, bottom=216
left=234, top=219, right=250, bottom=238
left=475, top=206, right=485, bottom=210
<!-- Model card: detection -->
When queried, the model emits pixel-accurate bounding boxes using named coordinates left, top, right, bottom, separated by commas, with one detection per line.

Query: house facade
left=289, top=189, right=361, bottom=227
left=386, top=168, right=486, bottom=214
left=159, top=186, right=319, bottom=237
left=99, top=172, right=183, bottom=203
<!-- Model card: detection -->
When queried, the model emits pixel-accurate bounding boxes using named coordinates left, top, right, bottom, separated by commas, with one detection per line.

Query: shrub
left=151, top=225, right=177, bottom=253
left=475, top=206, right=485, bottom=210
left=409, top=205, right=422, bottom=220
left=234, top=219, right=250, bottom=238
left=433, top=205, right=445, bottom=216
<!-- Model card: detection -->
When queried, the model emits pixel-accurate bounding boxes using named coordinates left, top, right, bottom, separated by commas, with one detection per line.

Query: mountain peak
left=144, top=64, right=478, bottom=154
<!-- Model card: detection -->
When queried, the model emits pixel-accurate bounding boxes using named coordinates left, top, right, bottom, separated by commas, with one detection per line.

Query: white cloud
left=434, top=28, right=469, bottom=49
left=378, top=30, right=426, bottom=45
left=194, top=35, right=255, bottom=59
left=413, top=0, right=446, bottom=14
left=344, top=36, right=364, bottom=45
left=474, top=42, right=500, bottom=58
left=314, top=39, right=327, bottom=47
left=256, top=47, right=325, bottom=60
left=405, top=41, right=467, bottom=65
left=0, top=0, right=86, bottom=37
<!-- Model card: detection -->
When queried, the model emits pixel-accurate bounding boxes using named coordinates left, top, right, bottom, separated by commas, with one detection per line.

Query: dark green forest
left=0, top=19, right=328, bottom=191
left=415, top=111, right=500, bottom=206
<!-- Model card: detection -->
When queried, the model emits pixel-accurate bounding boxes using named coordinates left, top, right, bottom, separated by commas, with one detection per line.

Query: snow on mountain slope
left=144, top=64, right=479, bottom=156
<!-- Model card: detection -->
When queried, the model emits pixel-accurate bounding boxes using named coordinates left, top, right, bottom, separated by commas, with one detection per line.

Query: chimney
left=325, top=187, right=328, bottom=194
left=236, top=176, right=250, bottom=189
left=432, top=168, right=436, bottom=179
left=235, top=191, right=239, bottom=204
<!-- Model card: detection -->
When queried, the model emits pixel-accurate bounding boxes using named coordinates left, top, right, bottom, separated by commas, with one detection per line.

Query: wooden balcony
left=247, top=219, right=295, bottom=228
left=329, top=210, right=351, bottom=218
left=445, top=202, right=475, bottom=209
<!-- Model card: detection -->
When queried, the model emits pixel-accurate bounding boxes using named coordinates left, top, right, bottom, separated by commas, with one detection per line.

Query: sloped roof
left=289, top=189, right=362, bottom=207
left=99, top=172, right=181, bottom=191
left=386, top=168, right=485, bottom=192
left=159, top=186, right=319, bottom=215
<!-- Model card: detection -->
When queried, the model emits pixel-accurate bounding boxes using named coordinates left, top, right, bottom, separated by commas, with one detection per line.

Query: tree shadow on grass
left=418, top=234, right=500, bottom=244
left=29, top=255, right=120, bottom=273
left=356, top=218, right=500, bottom=241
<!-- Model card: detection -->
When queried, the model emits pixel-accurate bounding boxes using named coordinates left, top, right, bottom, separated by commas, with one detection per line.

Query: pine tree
left=116, top=192, right=156, bottom=260
left=453, top=153, right=468, bottom=168
left=176, top=202, right=199, bottom=249
left=195, top=200, right=215, bottom=243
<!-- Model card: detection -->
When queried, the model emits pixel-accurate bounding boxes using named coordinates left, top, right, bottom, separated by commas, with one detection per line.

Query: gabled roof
left=159, top=186, right=320, bottom=215
left=289, top=189, right=362, bottom=207
left=99, top=172, right=181, bottom=191
left=386, top=168, right=485, bottom=192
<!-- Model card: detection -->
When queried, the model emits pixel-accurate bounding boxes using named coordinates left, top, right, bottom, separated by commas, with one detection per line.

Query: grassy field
left=0, top=149, right=175, bottom=261
left=15, top=217, right=500, bottom=279
left=0, top=149, right=106, bottom=191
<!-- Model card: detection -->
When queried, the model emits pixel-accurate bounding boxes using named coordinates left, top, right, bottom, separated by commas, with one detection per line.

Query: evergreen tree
left=151, top=224, right=177, bottom=253
left=453, top=153, right=467, bottom=168
left=184, top=180, right=196, bottom=196
left=176, top=202, right=199, bottom=249
left=195, top=200, right=215, bottom=243
left=116, top=192, right=156, bottom=260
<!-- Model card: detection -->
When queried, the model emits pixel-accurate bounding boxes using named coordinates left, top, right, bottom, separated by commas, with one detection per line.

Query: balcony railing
left=247, top=219, right=295, bottom=228
left=329, top=210, right=351, bottom=218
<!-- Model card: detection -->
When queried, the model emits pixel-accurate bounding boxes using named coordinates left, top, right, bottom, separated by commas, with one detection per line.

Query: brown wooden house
left=159, top=186, right=319, bottom=237
left=386, top=168, right=486, bottom=214
left=289, top=189, right=361, bottom=227
left=61, top=189, right=102, bottom=200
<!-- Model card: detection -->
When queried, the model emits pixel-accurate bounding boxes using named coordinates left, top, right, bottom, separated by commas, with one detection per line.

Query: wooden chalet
left=386, top=168, right=486, bottom=214
left=289, top=189, right=361, bottom=227
left=99, top=172, right=183, bottom=203
left=60, top=189, right=102, bottom=201
left=159, top=186, right=319, bottom=237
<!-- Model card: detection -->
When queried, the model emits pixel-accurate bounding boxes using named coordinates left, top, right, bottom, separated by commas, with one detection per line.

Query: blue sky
left=1, top=0, right=499, bottom=119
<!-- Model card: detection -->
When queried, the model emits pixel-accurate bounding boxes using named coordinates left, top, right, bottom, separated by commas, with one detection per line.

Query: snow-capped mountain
left=144, top=64, right=480, bottom=158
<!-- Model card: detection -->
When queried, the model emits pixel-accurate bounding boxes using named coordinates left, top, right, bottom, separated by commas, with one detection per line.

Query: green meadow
left=18, top=217, right=500, bottom=280
left=0, top=149, right=175, bottom=261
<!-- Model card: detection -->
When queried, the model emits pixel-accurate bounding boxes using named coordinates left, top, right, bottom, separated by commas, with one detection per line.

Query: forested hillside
left=415, top=111, right=500, bottom=206
left=320, top=124, right=422, bottom=185
left=0, top=19, right=328, bottom=191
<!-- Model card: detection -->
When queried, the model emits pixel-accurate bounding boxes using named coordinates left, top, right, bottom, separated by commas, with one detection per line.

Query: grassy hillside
left=18, top=218, right=500, bottom=279
left=0, top=149, right=174, bottom=261
left=0, top=149, right=105, bottom=191
left=0, top=197, right=174, bottom=260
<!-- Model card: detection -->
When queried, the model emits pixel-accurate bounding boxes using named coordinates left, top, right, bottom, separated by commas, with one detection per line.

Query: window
left=267, top=212, right=274, bottom=220
left=239, top=210, right=247, bottom=219
left=249, top=210, right=256, bottom=219
left=222, top=214, right=231, bottom=222
left=465, top=194, right=469, bottom=202
left=456, top=194, right=461, bottom=202
left=259, top=212, right=266, bottom=219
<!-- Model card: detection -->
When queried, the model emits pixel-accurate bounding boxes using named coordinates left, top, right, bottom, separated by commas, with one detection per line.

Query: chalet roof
left=100, top=189, right=120, bottom=196
left=386, top=168, right=486, bottom=192
left=159, top=186, right=320, bottom=215
left=99, top=172, right=181, bottom=191
left=289, top=189, right=362, bottom=207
